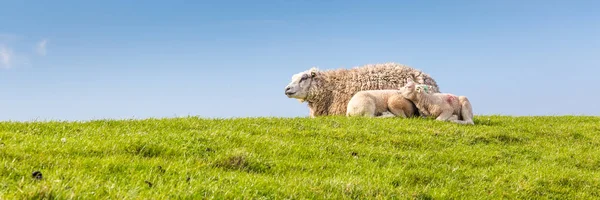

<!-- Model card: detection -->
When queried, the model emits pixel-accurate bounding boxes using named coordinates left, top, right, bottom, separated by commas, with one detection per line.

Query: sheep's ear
left=417, top=85, right=426, bottom=93
left=427, top=86, right=435, bottom=93
left=309, top=67, right=318, bottom=77
left=405, top=80, right=415, bottom=88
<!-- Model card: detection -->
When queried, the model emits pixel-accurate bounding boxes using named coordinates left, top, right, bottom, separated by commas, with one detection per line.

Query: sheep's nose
left=284, top=87, right=293, bottom=95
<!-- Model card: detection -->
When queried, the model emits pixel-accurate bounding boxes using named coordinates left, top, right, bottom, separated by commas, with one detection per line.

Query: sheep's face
left=404, top=84, right=435, bottom=99
left=401, top=79, right=435, bottom=99
left=285, top=68, right=317, bottom=100
left=400, top=81, right=417, bottom=99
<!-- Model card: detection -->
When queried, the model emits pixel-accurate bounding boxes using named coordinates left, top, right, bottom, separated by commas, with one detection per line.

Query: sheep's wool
left=298, top=62, right=440, bottom=117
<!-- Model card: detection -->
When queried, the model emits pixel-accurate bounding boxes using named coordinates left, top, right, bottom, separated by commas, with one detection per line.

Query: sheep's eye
left=300, top=75, right=308, bottom=81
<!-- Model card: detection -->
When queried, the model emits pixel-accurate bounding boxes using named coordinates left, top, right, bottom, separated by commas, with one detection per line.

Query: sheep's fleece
left=346, top=89, right=419, bottom=118
left=284, top=62, right=440, bottom=117
left=401, top=82, right=474, bottom=125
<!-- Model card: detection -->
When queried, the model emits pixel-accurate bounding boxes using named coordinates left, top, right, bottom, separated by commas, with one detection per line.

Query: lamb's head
left=401, top=80, right=435, bottom=99
left=284, top=67, right=318, bottom=101
left=400, top=80, right=417, bottom=99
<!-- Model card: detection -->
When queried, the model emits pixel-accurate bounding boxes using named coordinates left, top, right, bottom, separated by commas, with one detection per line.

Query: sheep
left=284, top=62, right=440, bottom=117
left=346, top=89, right=419, bottom=118
left=400, top=80, right=474, bottom=125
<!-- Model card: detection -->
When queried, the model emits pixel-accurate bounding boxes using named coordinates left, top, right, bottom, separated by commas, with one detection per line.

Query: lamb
left=284, top=62, right=440, bottom=117
left=400, top=80, right=474, bottom=125
left=346, top=89, right=419, bottom=118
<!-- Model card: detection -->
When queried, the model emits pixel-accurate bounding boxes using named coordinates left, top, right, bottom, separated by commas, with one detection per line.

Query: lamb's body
left=284, top=63, right=439, bottom=117
left=346, top=89, right=418, bottom=118
left=401, top=82, right=474, bottom=125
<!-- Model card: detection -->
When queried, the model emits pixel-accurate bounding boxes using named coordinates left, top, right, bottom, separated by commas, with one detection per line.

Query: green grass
left=1, top=116, right=600, bottom=199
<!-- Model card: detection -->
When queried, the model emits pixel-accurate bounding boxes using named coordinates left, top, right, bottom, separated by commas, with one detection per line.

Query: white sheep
left=284, top=63, right=440, bottom=117
left=400, top=80, right=474, bottom=125
left=346, top=89, right=419, bottom=118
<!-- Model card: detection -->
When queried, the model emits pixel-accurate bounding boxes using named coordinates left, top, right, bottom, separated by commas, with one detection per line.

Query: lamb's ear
left=427, top=86, right=435, bottom=93
left=404, top=79, right=415, bottom=88
left=422, top=85, right=429, bottom=93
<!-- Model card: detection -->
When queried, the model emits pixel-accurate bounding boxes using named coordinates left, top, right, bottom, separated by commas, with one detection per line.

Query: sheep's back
left=321, top=62, right=438, bottom=115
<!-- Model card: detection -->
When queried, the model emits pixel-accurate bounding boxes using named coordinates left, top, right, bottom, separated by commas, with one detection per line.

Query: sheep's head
left=416, top=84, right=433, bottom=94
left=400, top=80, right=417, bottom=99
left=401, top=80, right=434, bottom=99
left=284, top=67, right=318, bottom=101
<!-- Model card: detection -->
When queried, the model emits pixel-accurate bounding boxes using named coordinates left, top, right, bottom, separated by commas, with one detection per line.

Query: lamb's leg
left=346, top=97, right=377, bottom=117
left=450, top=120, right=473, bottom=125
left=391, top=111, right=407, bottom=118
left=448, top=115, right=459, bottom=121
left=448, top=115, right=474, bottom=125
left=417, top=106, right=431, bottom=118
left=357, top=106, right=377, bottom=117
left=377, top=111, right=397, bottom=118
left=457, top=96, right=475, bottom=125
left=435, top=111, right=455, bottom=122
left=447, top=97, right=474, bottom=125
left=362, top=102, right=377, bottom=117
left=418, top=111, right=429, bottom=118
left=418, top=108, right=430, bottom=116
left=387, top=96, right=412, bottom=118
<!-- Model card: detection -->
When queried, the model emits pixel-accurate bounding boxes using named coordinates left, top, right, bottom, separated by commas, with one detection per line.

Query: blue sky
left=1, top=0, right=599, bottom=121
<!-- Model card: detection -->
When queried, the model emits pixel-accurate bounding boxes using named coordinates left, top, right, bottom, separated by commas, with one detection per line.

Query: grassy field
left=1, top=116, right=599, bottom=199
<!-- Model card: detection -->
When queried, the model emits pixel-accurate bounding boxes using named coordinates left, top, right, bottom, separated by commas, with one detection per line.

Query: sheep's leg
left=392, top=111, right=407, bottom=118
left=448, top=115, right=459, bottom=121
left=355, top=108, right=377, bottom=117
left=416, top=106, right=431, bottom=118
left=448, top=115, right=474, bottom=125
left=362, top=102, right=377, bottom=117
left=401, top=113, right=408, bottom=118
left=455, top=96, right=475, bottom=125
left=450, top=119, right=473, bottom=125
left=416, top=106, right=428, bottom=116
left=447, top=97, right=475, bottom=125
left=377, top=111, right=397, bottom=118
left=435, top=111, right=455, bottom=122
left=419, top=111, right=429, bottom=118
left=387, top=96, right=412, bottom=118
left=346, top=97, right=377, bottom=117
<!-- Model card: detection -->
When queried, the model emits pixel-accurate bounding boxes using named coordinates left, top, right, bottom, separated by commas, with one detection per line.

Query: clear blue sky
left=1, top=0, right=598, bottom=121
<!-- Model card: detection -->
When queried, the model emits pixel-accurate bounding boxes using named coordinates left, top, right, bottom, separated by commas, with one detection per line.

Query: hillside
left=1, top=116, right=599, bottom=199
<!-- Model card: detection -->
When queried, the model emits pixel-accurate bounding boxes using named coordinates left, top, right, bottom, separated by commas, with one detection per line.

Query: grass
left=1, top=115, right=599, bottom=199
